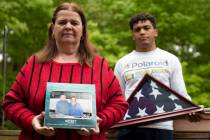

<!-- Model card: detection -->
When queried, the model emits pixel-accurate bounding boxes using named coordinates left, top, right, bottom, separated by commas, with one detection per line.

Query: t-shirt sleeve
left=170, top=57, right=191, bottom=100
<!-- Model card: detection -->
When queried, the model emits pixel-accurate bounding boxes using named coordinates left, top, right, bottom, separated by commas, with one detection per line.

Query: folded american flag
left=111, top=74, right=203, bottom=128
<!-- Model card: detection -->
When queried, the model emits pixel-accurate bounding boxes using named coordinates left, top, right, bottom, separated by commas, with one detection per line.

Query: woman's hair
left=36, top=2, right=97, bottom=65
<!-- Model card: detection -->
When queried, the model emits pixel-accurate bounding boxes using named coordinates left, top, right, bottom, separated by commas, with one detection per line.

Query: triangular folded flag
left=111, top=74, right=203, bottom=128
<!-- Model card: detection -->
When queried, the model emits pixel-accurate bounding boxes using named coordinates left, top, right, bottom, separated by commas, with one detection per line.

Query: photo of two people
left=49, top=91, right=92, bottom=119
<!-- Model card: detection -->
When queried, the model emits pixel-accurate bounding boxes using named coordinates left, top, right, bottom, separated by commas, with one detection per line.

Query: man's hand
left=32, top=112, right=55, bottom=137
left=186, top=105, right=204, bottom=122
left=187, top=112, right=202, bottom=122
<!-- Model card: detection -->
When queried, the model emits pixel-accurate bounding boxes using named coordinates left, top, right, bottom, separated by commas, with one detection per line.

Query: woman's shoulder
left=19, top=54, right=38, bottom=74
left=25, top=54, right=37, bottom=64
left=93, top=55, right=109, bottom=65
left=94, top=55, right=103, bottom=60
left=23, top=54, right=46, bottom=69
left=92, top=56, right=113, bottom=73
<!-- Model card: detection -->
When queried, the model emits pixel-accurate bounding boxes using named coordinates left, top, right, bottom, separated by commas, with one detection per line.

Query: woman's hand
left=32, top=112, right=55, bottom=137
left=77, top=116, right=102, bottom=136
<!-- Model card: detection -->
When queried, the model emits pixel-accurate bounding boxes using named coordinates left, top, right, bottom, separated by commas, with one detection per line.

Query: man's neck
left=136, top=44, right=157, bottom=52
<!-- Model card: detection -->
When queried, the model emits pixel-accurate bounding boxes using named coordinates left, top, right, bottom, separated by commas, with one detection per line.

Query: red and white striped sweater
left=3, top=55, right=128, bottom=140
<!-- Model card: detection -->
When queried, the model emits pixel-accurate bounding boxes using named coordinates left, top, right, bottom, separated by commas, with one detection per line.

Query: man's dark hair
left=129, top=12, right=156, bottom=30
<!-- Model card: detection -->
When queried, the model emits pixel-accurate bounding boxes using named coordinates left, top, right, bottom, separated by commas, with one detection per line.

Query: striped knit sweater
left=3, top=55, right=128, bottom=140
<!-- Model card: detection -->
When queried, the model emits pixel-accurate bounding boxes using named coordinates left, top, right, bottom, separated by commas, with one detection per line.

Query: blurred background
left=1, top=0, right=210, bottom=129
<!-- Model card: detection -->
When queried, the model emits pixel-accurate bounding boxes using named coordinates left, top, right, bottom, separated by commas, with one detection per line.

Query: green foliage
left=0, top=0, right=53, bottom=67
left=88, top=21, right=128, bottom=67
left=1, top=0, right=210, bottom=129
left=1, top=120, right=19, bottom=130
left=183, top=62, right=210, bottom=107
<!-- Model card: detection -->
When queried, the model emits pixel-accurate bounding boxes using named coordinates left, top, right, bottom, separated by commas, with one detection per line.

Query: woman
left=3, top=2, right=128, bottom=140
left=68, top=96, right=83, bottom=117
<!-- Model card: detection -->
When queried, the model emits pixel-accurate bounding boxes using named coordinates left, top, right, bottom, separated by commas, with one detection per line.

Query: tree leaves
left=1, top=0, right=210, bottom=107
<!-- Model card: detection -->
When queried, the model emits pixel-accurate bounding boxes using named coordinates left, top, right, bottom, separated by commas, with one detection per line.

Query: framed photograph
left=111, top=74, right=203, bottom=129
left=44, top=82, right=97, bottom=129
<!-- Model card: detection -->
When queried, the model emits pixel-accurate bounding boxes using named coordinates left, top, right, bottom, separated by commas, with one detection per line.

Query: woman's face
left=52, top=10, right=83, bottom=51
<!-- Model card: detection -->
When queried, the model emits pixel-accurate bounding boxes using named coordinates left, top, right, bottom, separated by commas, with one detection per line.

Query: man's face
left=60, top=95, right=66, bottom=101
left=132, top=20, right=158, bottom=52
left=71, top=97, right=76, bottom=105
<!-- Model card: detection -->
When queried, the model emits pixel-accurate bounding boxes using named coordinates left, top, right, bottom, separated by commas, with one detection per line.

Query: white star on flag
left=155, top=105, right=165, bottom=114
left=174, top=103, right=183, bottom=110
left=135, top=90, right=144, bottom=101
left=151, top=81, right=158, bottom=88
left=137, top=107, right=148, bottom=117
left=169, top=94, right=178, bottom=101
left=124, top=111, right=131, bottom=120
left=149, top=87, right=162, bottom=99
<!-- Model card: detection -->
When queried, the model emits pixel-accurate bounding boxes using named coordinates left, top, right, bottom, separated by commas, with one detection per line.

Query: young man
left=114, top=12, right=191, bottom=140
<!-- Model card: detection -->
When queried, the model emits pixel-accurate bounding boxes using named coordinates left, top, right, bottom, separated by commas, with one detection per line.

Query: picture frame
left=111, top=74, right=203, bottom=129
left=44, top=82, right=97, bottom=129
